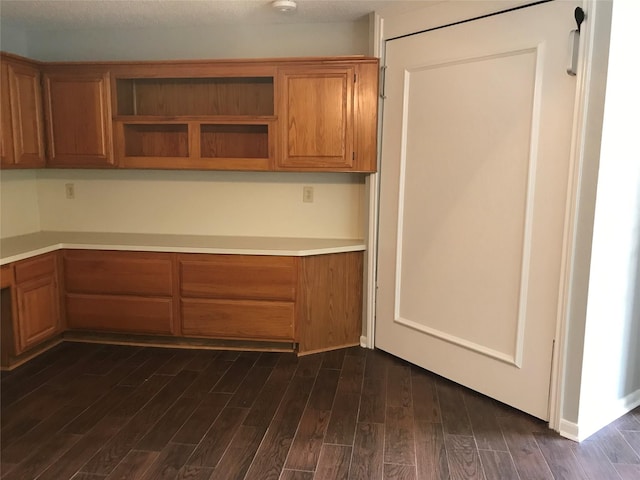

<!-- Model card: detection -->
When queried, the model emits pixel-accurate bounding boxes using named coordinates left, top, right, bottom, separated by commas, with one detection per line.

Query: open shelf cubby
left=200, top=124, right=269, bottom=159
left=116, top=77, right=275, bottom=117
left=123, top=124, right=189, bottom=158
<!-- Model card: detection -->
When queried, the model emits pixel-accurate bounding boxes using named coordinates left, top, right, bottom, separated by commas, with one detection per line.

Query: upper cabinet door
left=43, top=70, right=114, bottom=167
left=0, top=58, right=46, bottom=168
left=0, top=62, right=14, bottom=167
left=277, top=66, right=355, bottom=171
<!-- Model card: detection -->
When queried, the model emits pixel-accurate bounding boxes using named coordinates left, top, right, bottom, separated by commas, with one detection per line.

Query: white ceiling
left=0, top=0, right=441, bottom=30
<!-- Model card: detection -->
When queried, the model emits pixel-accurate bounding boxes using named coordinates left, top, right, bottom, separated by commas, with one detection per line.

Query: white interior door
left=376, top=0, right=578, bottom=420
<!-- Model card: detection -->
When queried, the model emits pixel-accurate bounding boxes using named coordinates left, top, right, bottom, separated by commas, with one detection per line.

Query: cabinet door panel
left=8, top=62, right=45, bottom=167
left=44, top=71, right=113, bottom=166
left=181, top=298, right=294, bottom=340
left=1, top=58, right=46, bottom=168
left=63, top=250, right=173, bottom=296
left=180, top=254, right=296, bottom=301
left=15, top=275, right=60, bottom=353
left=66, top=294, right=174, bottom=334
left=278, top=67, right=354, bottom=170
left=297, top=252, right=363, bottom=354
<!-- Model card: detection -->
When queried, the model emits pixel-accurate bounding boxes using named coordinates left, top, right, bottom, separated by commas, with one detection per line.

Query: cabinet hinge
left=380, top=65, right=387, bottom=99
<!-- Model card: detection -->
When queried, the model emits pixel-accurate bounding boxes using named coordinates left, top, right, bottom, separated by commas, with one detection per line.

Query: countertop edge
left=0, top=233, right=366, bottom=265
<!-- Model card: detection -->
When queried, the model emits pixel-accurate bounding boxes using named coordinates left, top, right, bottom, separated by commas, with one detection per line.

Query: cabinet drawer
left=15, top=253, right=56, bottom=283
left=180, top=255, right=296, bottom=301
left=66, top=294, right=173, bottom=334
left=64, top=250, right=173, bottom=296
left=181, top=298, right=294, bottom=340
left=1, top=264, right=14, bottom=288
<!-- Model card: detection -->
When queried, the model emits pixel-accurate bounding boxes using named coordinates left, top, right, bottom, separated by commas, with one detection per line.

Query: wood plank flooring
left=1, top=342, right=639, bottom=479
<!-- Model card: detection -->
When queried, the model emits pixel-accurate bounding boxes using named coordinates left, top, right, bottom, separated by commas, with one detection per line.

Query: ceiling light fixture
left=271, top=0, right=297, bottom=13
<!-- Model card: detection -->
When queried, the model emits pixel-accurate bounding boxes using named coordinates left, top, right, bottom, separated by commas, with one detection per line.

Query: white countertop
left=0, top=231, right=366, bottom=265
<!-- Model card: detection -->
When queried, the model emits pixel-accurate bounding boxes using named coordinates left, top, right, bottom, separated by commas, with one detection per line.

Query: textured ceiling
left=0, top=0, right=441, bottom=29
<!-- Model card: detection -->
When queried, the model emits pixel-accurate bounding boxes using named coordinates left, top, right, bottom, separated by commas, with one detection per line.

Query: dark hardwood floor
left=1, top=342, right=639, bottom=479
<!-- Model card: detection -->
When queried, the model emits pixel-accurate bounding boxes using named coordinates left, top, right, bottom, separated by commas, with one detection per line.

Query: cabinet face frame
left=43, top=68, right=114, bottom=167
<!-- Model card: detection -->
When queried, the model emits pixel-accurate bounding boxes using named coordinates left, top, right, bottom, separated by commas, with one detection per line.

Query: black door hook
left=575, top=7, right=585, bottom=33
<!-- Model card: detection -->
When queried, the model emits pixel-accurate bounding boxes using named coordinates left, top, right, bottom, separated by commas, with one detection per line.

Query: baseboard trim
left=559, top=419, right=580, bottom=442
left=63, top=330, right=296, bottom=353
left=560, top=388, right=640, bottom=442
left=360, top=335, right=370, bottom=348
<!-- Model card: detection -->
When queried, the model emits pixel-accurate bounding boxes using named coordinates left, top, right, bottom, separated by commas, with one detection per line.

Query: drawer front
left=0, top=264, right=14, bottom=288
left=64, top=250, right=173, bottom=296
left=14, top=253, right=57, bottom=283
left=181, top=298, right=294, bottom=340
left=66, top=294, right=174, bottom=334
left=180, top=255, right=296, bottom=301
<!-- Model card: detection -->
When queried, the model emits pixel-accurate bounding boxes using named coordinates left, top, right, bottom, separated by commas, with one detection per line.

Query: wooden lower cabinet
left=62, top=250, right=176, bottom=334
left=12, top=253, right=62, bottom=354
left=5, top=248, right=363, bottom=356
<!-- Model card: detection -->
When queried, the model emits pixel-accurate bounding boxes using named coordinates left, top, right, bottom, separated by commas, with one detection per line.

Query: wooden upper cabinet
left=43, top=69, right=114, bottom=167
left=276, top=60, right=377, bottom=172
left=0, top=55, right=46, bottom=168
left=0, top=54, right=378, bottom=172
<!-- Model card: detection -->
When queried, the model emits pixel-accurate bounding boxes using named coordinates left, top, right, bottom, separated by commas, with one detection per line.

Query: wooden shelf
left=115, top=76, right=274, bottom=116
left=200, top=124, right=269, bottom=159
left=123, top=123, right=189, bottom=158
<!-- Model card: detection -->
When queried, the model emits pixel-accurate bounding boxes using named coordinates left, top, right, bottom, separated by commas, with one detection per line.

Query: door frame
left=366, top=0, right=597, bottom=435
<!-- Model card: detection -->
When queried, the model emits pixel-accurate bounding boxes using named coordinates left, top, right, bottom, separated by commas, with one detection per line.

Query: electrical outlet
left=303, top=186, right=314, bottom=203
left=65, top=183, right=75, bottom=199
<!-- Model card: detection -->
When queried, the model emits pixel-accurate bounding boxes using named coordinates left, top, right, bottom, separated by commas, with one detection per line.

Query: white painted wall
left=0, top=19, right=370, bottom=243
left=0, top=170, right=41, bottom=238
left=24, top=20, right=369, bottom=61
left=382, top=0, right=530, bottom=40
left=36, top=170, right=365, bottom=239
left=574, top=0, right=640, bottom=440
left=0, top=23, right=28, bottom=56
